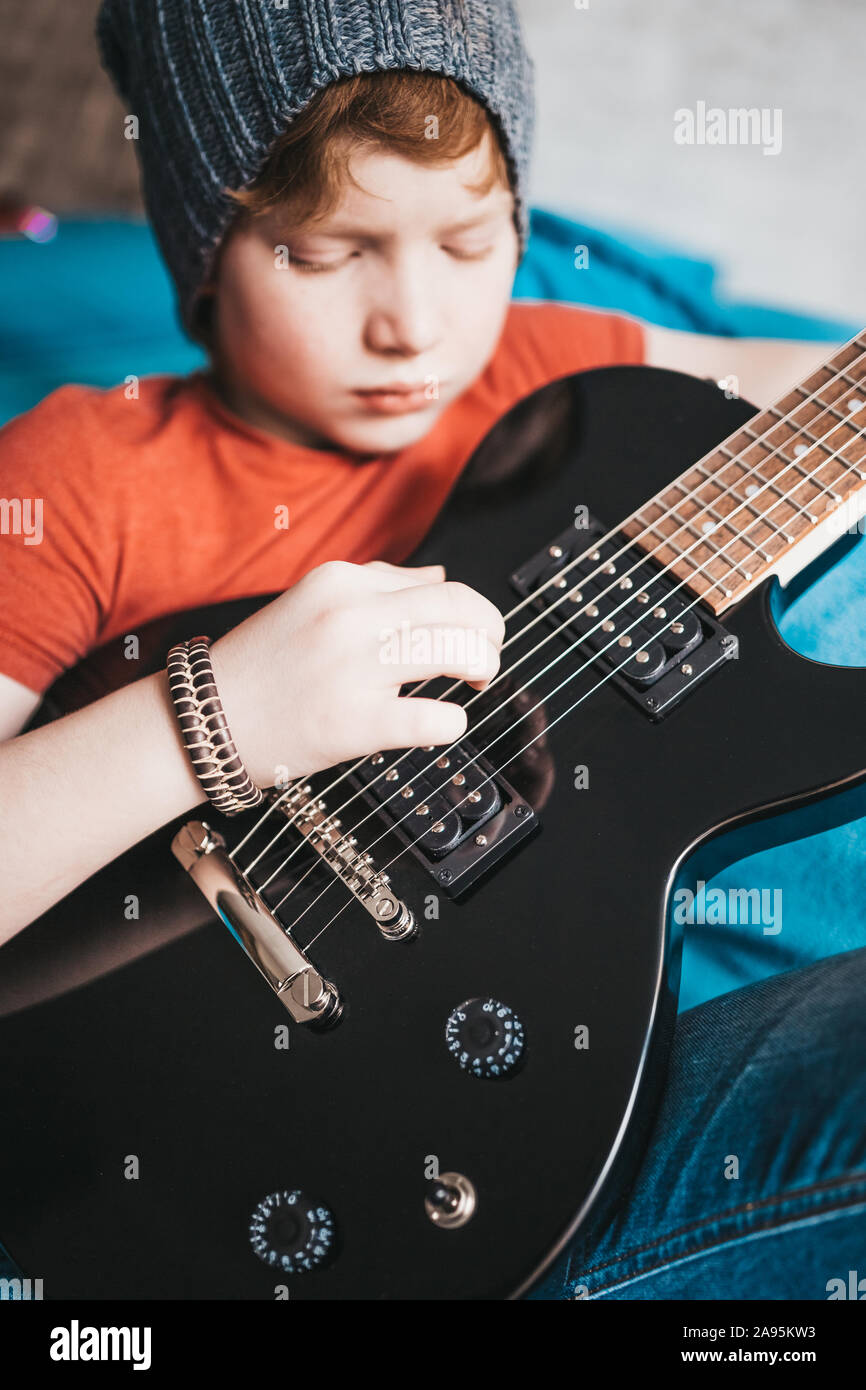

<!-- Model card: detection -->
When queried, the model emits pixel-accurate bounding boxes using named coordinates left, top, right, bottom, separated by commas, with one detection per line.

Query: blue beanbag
left=0, top=209, right=862, bottom=1011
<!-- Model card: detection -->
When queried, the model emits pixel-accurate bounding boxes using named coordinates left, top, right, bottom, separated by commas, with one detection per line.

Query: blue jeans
left=526, top=945, right=866, bottom=1299
left=3, top=947, right=865, bottom=1300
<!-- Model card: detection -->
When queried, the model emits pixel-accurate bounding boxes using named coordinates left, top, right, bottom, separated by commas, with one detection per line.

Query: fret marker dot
left=701, top=520, right=715, bottom=534
left=746, top=484, right=759, bottom=497
left=794, top=444, right=809, bottom=456
left=848, top=399, right=864, bottom=413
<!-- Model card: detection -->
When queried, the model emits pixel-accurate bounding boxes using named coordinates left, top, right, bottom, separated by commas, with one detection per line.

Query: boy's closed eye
left=287, top=239, right=498, bottom=273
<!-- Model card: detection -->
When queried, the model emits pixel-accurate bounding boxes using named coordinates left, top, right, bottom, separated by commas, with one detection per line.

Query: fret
left=620, top=329, right=866, bottom=614
left=764, top=407, right=846, bottom=481
left=740, top=421, right=841, bottom=506
left=653, top=471, right=766, bottom=573
left=693, top=462, right=792, bottom=546
left=671, top=479, right=774, bottom=562
left=635, top=512, right=734, bottom=601
left=719, top=444, right=818, bottom=524
left=666, top=505, right=754, bottom=580
left=794, top=389, right=855, bottom=430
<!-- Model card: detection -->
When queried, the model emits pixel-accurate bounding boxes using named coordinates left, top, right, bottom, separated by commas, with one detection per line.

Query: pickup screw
left=438, top=869, right=453, bottom=883
left=646, top=696, right=658, bottom=709
left=474, top=833, right=488, bottom=847
left=514, top=805, right=529, bottom=818
left=680, top=663, right=693, bottom=676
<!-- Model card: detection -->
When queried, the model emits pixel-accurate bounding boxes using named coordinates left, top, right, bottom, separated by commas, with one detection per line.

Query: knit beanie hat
left=96, top=0, right=535, bottom=336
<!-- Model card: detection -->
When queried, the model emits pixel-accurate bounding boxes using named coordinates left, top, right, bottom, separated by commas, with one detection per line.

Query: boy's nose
left=363, top=256, right=441, bottom=357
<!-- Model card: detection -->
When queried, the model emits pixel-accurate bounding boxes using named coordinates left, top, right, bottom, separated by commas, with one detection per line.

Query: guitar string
left=258, top=362, right=865, bottom=898
left=238, top=357, right=866, bottom=894
left=257, top=363, right=866, bottom=902
left=229, top=334, right=866, bottom=870
left=271, top=410, right=866, bottom=931
left=299, top=418, right=866, bottom=950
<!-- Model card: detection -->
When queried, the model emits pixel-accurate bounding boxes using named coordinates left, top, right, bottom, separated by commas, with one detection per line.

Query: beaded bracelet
left=166, top=636, right=264, bottom=816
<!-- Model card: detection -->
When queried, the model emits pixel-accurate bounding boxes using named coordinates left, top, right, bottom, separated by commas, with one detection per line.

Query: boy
left=0, top=0, right=831, bottom=940
left=1, top=1, right=862, bottom=1304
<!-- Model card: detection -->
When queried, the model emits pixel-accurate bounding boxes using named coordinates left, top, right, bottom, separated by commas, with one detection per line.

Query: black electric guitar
left=2, top=337, right=866, bottom=1300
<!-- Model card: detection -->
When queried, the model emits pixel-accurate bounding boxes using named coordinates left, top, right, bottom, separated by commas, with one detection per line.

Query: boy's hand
left=210, top=560, right=505, bottom=786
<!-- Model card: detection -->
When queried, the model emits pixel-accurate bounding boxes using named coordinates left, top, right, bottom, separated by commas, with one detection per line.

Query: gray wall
left=519, top=0, right=865, bottom=321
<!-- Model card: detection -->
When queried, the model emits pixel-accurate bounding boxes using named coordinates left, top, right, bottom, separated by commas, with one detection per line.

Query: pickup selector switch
left=445, top=998, right=525, bottom=1078
left=248, top=1189, right=336, bottom=1273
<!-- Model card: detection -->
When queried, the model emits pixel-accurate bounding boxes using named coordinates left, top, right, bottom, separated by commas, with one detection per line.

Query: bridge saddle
left=278, top=782, right=416, bottom=940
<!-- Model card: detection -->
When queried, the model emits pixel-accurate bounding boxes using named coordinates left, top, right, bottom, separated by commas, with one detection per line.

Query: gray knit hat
left=96, top=0, right=535, bottom=336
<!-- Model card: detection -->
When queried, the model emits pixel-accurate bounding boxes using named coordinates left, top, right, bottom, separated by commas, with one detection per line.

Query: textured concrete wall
left=518, top=0, right=865, bottom=320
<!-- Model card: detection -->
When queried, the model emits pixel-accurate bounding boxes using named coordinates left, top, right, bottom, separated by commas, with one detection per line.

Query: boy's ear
left=189, top=284, right=217, bottom=349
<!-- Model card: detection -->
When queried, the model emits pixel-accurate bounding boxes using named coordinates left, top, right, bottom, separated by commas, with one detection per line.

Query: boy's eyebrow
left=294, top=200, right=513, bottom=241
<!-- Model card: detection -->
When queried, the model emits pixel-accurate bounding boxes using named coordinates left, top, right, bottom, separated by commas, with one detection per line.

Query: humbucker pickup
left=348, top=743, right=537, bottom=897
left=511, top=517, right=738, bottom=718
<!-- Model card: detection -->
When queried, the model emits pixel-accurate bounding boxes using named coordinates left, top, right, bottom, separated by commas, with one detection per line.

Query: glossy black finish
left=2, top=366, right=866, bottom=1300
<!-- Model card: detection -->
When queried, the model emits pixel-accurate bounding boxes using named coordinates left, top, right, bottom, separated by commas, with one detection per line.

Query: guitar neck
left=624, top=332, right=866, bottom=614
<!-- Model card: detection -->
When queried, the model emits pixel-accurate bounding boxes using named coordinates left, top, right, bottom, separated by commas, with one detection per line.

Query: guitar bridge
left=171, top=820, right=343, bottom=1027
left=275, top=782, right=415, bottom=940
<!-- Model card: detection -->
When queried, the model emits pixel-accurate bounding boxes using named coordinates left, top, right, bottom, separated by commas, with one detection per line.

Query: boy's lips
left=352, top=382, right=436, bottom=415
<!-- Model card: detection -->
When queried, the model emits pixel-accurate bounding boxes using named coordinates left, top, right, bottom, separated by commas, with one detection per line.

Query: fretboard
left=623, top=333, right=866, bottom=614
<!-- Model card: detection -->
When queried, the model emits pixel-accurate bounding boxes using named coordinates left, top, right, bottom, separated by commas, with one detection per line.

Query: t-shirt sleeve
left=0, top=387, right=119, bottom=693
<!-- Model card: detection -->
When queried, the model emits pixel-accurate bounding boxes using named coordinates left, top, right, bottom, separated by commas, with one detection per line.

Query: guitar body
left=2, top=364, right=866, bottom=1300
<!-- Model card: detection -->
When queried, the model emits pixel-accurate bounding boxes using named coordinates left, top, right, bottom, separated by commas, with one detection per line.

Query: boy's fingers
left=383, top=634, right=501, bottom=688
left=386, top=695, right=468, bottom=751
left=363, top=560, right=446, bottom=591
left=381, top=580, right=505, bottom=648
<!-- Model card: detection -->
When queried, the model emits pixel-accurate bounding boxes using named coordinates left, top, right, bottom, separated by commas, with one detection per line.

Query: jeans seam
left=577, top=1168, right=866, bottom=1280
left=579, top=1189, right=866, bottom=1297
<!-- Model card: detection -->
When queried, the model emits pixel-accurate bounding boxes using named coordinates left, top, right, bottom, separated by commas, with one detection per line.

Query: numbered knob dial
left=248, top=1190, right=336, bottom=1273
left=445, top=998, right=525, bottom=1078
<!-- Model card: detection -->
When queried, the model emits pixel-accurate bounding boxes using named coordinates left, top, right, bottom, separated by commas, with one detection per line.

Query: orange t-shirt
left=0, top=301, right=643, bottom=693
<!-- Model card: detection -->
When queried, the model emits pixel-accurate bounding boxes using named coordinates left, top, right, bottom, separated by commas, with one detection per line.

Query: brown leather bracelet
left=166, top=636, right=264, bottom=816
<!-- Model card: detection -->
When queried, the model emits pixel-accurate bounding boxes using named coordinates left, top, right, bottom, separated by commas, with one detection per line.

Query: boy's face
left=212, top=131, right=519, bottom=457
